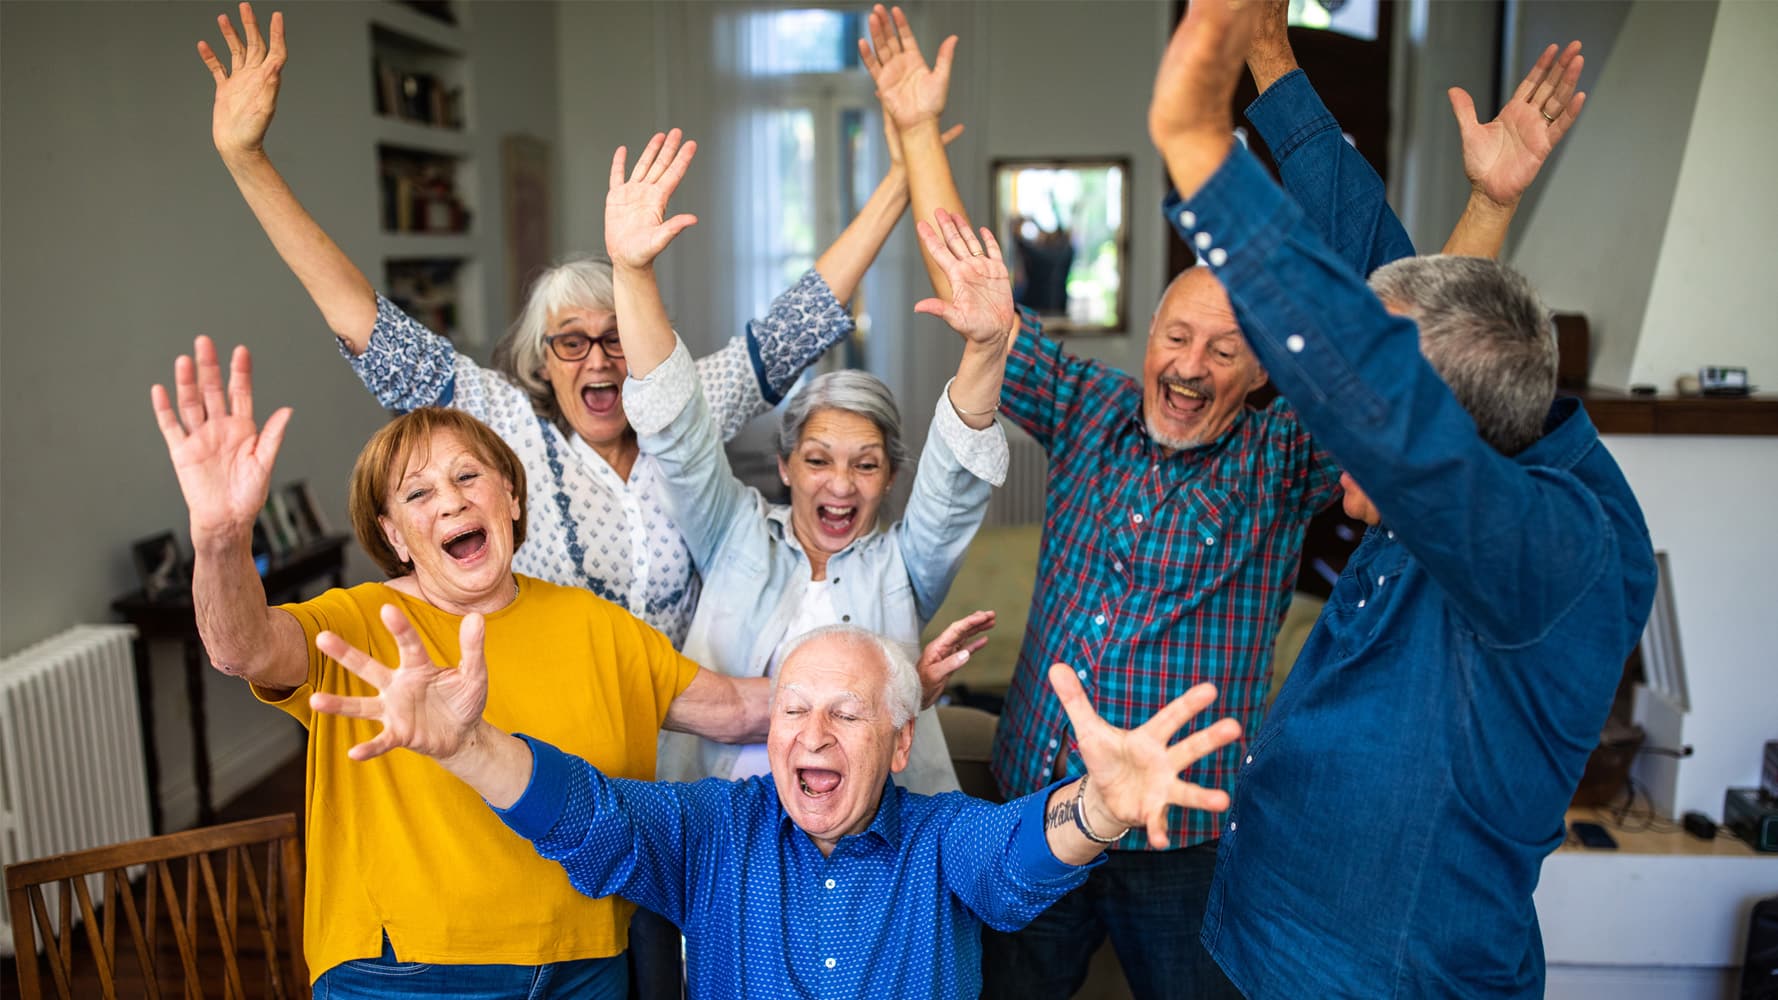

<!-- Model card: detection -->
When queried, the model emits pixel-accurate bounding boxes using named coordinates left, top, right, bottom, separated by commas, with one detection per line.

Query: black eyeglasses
left=545, top=331, right=624, bottom=362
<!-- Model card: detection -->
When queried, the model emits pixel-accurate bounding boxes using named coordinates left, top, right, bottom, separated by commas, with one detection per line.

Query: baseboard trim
left=157, top=717, right=304, bottom=831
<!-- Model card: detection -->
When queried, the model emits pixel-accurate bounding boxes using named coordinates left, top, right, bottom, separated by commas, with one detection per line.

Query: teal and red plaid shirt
left=990, top=314, right=1341, bottom=849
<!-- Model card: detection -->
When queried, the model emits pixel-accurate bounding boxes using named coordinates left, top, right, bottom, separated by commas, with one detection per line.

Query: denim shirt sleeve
left=494, top=734, right=702, bottom=927
left=625, top=339, right=754, bottom=573
left=892, top=391, right=1003, bottom=623
left=939, top=780, right=1098, bottom=932
left=1243, top=69, right=1415, bottom=274
left=693, top=268, right=853, bottom=444
left=1171, top=148, right=1608, bottom=647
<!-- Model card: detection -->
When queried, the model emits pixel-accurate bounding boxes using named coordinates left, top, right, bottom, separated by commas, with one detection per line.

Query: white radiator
left=985, top=426, right=1050, bottom=527
left=0, top=624, right=151, bottom=956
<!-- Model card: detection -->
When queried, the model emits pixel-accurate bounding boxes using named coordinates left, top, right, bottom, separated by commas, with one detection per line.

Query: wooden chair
left=5, top=814, right=307, bottom=999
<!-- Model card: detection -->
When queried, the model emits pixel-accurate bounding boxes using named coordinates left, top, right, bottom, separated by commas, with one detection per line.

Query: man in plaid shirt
left=864, top=2, right=1567, bottom=994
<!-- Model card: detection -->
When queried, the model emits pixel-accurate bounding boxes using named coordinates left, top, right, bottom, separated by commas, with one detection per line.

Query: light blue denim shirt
left=625, top=340, right=1008, bottom=794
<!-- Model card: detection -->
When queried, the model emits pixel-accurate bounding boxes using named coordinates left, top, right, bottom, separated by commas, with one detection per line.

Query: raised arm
left=1240, top=0, right=1414, bottom=273
left=1441, top=41, right=1587, bottom=257
left=913, top=208, right=1018, bottom=430
left=861, top=4, right=966, bottom=299
left=150, top=337, right=308, bottom=691
left=198, top=3, right=378, bottom=352
left=605, top=130, right=699, bottom=379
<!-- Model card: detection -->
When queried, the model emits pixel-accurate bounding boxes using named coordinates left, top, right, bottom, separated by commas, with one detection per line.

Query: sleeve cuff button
left=1286, top=334, right=1306, bottom=353
left=1208, top=248, right=1228, bottom=267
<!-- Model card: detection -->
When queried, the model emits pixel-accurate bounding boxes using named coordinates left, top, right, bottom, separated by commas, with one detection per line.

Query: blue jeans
left=315, top=933, right=627, bottom=999
left=980, top=840, right=1241, bottom=1000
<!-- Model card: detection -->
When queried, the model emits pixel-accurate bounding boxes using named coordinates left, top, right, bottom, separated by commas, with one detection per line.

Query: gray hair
left=778, top=624, right=920, bottom=728
left=777, top=370, right=908, bottom=473
left=1368, top=255, right=1557, bottom=456
left=490, top=254, right=617, bottom=428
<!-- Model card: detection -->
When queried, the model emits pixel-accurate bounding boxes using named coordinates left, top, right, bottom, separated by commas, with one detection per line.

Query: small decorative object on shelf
left=387, top=258, right=465, bottom=340
left=379, top=147, right=471, bottom=234
left=130, top=531, right=188, bottom=601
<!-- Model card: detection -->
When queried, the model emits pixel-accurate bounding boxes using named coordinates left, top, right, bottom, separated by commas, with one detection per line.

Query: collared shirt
left=991, top=319, right=1339, bottom=852
left=625, top=340, right=1007, bottom=794
left=496, top=735, right=1095, bottom=999
left=344, top=269, right=852, bottom=648
left=1181, top=141, right=1656, bottom=998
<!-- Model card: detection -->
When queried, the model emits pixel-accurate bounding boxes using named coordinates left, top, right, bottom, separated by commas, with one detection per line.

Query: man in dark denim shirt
left=1148, top=4, right=1656, bottom=998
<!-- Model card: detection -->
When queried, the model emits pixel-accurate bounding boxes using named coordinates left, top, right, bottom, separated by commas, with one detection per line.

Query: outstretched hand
left=1450, top=41, right=1585, bottom=209
left=310, top=604, right=489, bottom=763
left=916, top=610, right=996, bottom=709
left=606, top=129, right=699, bottom=270
left=197, top=2, right=286, bottom=161
left=1050, top=663, right=1242, bottom=849
left=151, top=336, right=292, bottom=545
left=912, top=209, right=1015, bottom=349
left=859, top=4, right=957, bottom=132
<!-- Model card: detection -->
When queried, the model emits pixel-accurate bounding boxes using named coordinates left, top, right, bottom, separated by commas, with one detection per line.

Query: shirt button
left=1093, top=614, right=1106, bottom=626
left=1357, top=599, right=1367, bottom=608
left=842, top=614, right=851, bottom=622
left=1132, top=513, right=1145, bottom=524
left=1244, top=755, right=1253, bottom=765
left=1208, top=247, right=1228, bottom=267
left=832, top=577, right=839, bottom=584
left=824, top=878, right=835, bottom=889
left=1179, top=209, right=1197, bottom=228
left=1203, top=536, right=1216, bottom=547
left=825, top=958, right=836, bottom=969
left=1049, top=738, right=1059, bottom=750
left=1386, top=530, right=1395, bottom=540
left=1194, top=231, right=1213, bottom=250
left=1286, top=334, right=1306, bottom=353
left=1077, top=668, right=1088, bottom=681
left=1229, top=821, right=1237, bottom=832
left=1377, top=576, right=1386, bottom=587
left=1114, top=560, right=1125, bottom=573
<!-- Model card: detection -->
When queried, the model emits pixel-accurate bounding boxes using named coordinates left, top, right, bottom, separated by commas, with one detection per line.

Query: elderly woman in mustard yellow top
left=149, top=337, right=775, bottom=997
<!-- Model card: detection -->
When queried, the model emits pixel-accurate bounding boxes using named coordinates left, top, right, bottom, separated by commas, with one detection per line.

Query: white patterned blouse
left=342, top=269, right=853, bottom=647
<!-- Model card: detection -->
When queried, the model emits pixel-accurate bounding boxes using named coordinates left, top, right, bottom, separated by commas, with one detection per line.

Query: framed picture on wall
left=991, top=157, right=1132, bottom=335
left=281, top=481, right=327, bottom=548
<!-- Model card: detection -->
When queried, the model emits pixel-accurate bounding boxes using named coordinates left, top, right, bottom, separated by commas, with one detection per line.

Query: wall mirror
left=991, top=157, right=1131, bottom=335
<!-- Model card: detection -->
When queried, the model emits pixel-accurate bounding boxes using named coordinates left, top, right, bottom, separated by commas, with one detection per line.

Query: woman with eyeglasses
left=199, top=3, right=959, bottom=648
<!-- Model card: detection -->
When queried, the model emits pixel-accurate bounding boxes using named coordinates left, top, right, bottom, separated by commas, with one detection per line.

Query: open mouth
left=580, top=382, right=620, bottom=416
left=441, top=527, right=488, bottom=562
left=797, top=767, right=842, bottom=798
left=1162, top=380, right=1210, bottom=417
left=815, top=504, right=858, bottom=539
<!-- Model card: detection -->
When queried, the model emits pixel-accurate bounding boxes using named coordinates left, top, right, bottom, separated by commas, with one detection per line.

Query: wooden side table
left=112, top=535, right=348, bottom=833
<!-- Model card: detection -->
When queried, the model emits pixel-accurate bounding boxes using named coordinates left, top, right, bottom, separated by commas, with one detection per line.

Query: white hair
left=777, top=624, right=920, bottom=728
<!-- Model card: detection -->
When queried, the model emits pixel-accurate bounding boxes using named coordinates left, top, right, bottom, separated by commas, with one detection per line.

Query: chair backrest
left=5, top=813, right=307, bottom=1000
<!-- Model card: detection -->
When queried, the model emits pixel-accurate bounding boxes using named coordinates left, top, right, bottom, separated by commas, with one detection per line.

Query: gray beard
left=1144, top=415, right=1204, bottom=452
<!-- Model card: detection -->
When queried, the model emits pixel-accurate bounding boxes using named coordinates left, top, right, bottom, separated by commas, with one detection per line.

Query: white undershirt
left=728, top=577, right=839, bottom=780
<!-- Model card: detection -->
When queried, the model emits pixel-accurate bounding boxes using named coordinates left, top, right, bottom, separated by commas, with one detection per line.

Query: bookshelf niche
left=369, top=3, right=482, bottom=345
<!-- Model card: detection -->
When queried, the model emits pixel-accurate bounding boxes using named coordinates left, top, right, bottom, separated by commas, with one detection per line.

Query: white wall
left=1602, top=435, right=1778, bottom=817
left=1627, top=0, right=1778, bottom=391
left=1507, top=1, right=1719, bottom=390
left=0, top=0, right=557, bottom=828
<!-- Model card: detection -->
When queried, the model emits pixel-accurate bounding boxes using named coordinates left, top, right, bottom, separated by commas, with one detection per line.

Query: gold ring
left=1541, top=110, right=1557, bottom=123
left=971, top=249, right=987, bottom=257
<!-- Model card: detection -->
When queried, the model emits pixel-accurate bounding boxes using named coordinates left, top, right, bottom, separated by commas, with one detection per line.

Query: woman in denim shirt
left=606, top=131, right=1015, bottom=793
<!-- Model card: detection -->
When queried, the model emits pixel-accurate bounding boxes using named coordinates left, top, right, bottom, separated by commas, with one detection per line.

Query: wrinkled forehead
left=393, top=427, right=485, bottom=485
left=776, top=636, right=889, bottom=705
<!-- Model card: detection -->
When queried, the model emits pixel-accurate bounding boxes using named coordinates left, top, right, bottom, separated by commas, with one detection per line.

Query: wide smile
left=1159, top=380, right=1210, bottom=421
left=579, top=381, right=621, bottom=417
left=796, top=766, right=844, bottom=800
left=814, top=504, right=859, bottom=539
left=440, top=526, right=490, bottom=565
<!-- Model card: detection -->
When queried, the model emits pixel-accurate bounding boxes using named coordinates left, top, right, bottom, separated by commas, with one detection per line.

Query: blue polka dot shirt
left=497, top=735, right=1096, bottom=997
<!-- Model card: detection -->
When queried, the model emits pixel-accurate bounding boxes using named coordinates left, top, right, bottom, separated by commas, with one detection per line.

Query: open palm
left=197, top=2, right=286, bottom=159
left=1453, top=41, right=1585, bottom=208
left=605, top=129, right=699, bottom=270
left=858, top=5, right=956, bottom=131
left=1050, top=664, right=1242, bottom=848
left=913, top=209, right=1015, bottom=348
left=311, top=604, right=490, bottom=762
left=151, top=336, right=290, bottom=541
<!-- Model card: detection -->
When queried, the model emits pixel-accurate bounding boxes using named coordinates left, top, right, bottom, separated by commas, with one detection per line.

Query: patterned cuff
left=345, top=294, right=458, bottom=411
left=932, top=379, right=1009, bottom=487
left=622, top=338, right=698, bottom=437
left=747, top=269, right=855, bottom=404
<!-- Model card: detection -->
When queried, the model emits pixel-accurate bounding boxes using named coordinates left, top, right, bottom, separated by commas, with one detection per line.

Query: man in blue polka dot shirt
left=311, top=612, right=1244, bottom=997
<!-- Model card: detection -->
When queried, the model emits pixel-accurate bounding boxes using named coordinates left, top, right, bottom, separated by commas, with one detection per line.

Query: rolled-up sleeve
left=342, top=294, right=460, bottom=411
